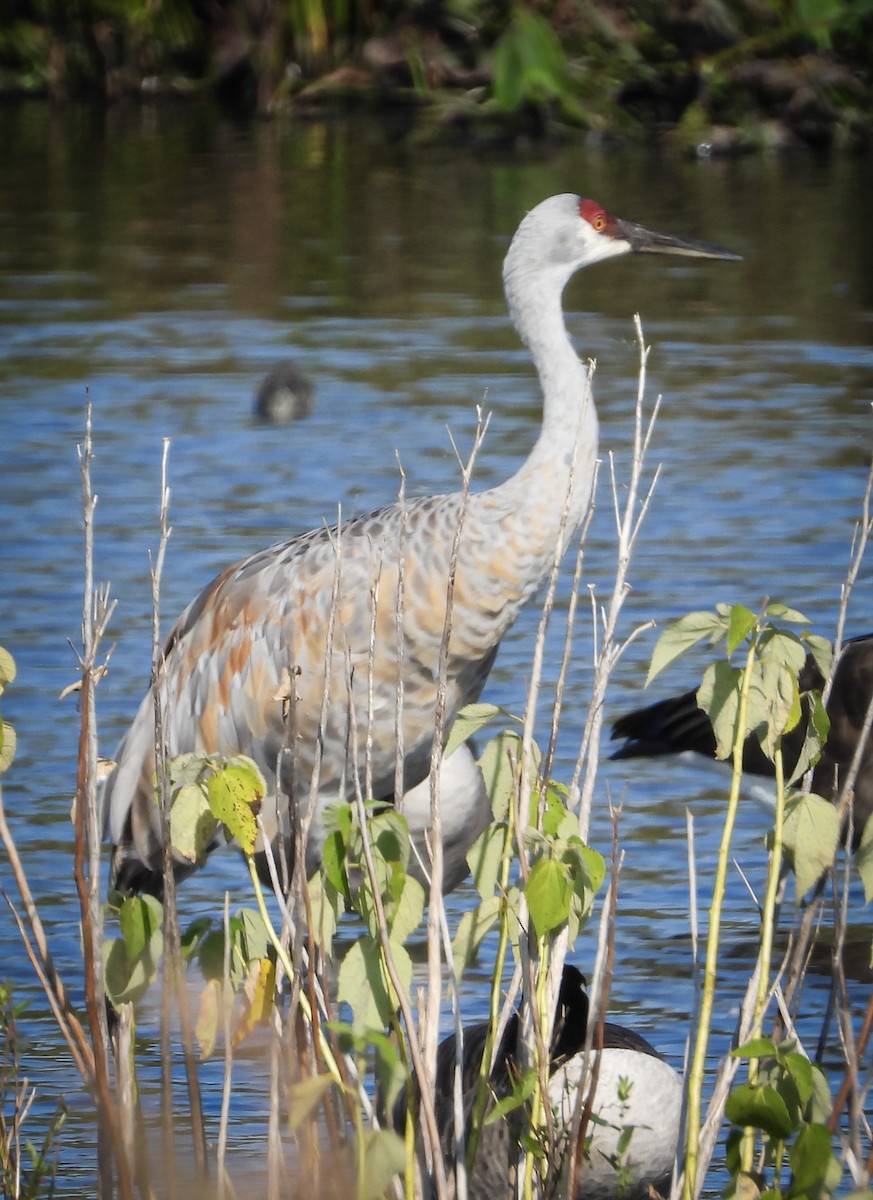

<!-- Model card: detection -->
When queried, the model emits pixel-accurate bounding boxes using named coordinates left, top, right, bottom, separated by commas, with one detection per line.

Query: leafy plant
left=725, top=1036, right=839, bottom=1200
left=647, top=602, right=844, bottom=1200
left=491, top=7, right=580, bottom=119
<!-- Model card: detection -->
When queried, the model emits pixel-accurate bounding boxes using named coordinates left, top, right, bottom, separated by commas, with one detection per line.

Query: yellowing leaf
left=232, top=957, right=276, bottom=1048
left=0, top=720, right=16, bottom=773
left=0, top=646, right=16, bottom=692
left=206, top=757, right=265, bottom=856
left=195, top=978, right=223, bottom=1059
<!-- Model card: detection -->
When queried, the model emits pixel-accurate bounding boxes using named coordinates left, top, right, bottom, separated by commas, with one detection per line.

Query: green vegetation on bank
left=1, top=0, right=873, bottom=147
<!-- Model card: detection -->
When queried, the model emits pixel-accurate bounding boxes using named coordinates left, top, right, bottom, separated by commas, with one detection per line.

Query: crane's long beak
left=616, top=218, right=742, bottom=261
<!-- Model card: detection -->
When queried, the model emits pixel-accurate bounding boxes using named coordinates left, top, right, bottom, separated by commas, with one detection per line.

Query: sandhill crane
left=610, top=632, right=873, bottom=847
left=102, top=194, right=740, bottom=894
left=396, top=964, right=682, bottom=1200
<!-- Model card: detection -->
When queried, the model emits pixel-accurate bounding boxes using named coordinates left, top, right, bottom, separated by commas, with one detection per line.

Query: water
left=1, top=102, right=872, bottom=1190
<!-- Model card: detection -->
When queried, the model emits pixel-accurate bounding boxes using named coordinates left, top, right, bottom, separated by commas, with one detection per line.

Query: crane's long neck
left=488, top=262, right=598, bottom=545
left=450, top=260, right=598, bottom=644
left=510, top=269, right=597, bottom=491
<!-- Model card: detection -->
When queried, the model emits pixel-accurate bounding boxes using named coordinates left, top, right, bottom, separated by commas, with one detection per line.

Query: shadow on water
left=1, top=101, right=872, bottom=1190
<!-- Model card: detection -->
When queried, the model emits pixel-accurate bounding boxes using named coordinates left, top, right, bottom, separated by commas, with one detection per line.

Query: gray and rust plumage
left=103, top=194, right=739, bottom=892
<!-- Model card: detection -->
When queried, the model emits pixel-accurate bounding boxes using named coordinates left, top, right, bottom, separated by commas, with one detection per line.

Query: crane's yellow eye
left=579, top=198, right=613, bottom=233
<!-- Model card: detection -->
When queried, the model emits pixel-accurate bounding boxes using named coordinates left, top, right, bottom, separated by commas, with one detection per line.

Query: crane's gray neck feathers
left=497, top=256, right=598, bottom=534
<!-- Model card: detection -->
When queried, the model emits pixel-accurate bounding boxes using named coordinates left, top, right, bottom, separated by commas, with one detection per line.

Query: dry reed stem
left=149, top=440, right=209, bottom=1187
left=75, top=394, right=136, bottom=1200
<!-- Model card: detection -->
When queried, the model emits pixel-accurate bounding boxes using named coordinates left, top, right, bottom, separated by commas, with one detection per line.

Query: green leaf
left=238, top=907, right=270, bottom=961
left=103, top=897, right=165, bottom=1007
left=781, top=1051, right=814, bottom=1107
left=727, top=604, right=758, bottom=656
left=804, top=634, right=833, bottom=682
left=493, top=28, right=523, bottom=110
left=698, top=660, right=742, bottom=759
left=526, top=857, right=572, bottom=937
left=492, top=10, right=566, bottom=111
left=731, top=1037, right=778, bottom=1060
left=358, top=1129, right=407, bottom=1200
left=467, top=823, right=508, bottom=900
left=180, top=916, right=213, bottom=962
left=809, top=1063, right=834, bottom=1125
left=541, top=781, right=573, bottom=838
left=170, top=782, right=220, bottom=866
left=725, top=1173, right=762, bottom=1200
left=725, top=1082, right=795, bottom=1138
left=646, top=610, right=727, bottom=686
left=486, top=1070, right=536, bottom=1122
left=759, top=628, right=807, bottom=676
left=750, top=659, right=798, bottom=760
left=321, top=823, right=351, bottom=897
left=337, top=937, right=410, bottom=1033
left=452, top=896, right=501, bottom=976
left=206, top=756, right=266, bottom=856
left=389, top=873, right=425, bottom=944
left=445, top=703, right=513, bottom=756
left=786, top=690, right=829, bottom=786
left=783, top=793, right=840, bottom=896
left=763, top=603, right=810, bottom=626
left=788, top=1123, right=834, bottom=1195
left=307, top=872, right=343, bottom=953
left=288, top=1073, right=335, bottom=1130
left=118, top=894, right=162, bottom=961
left=478, top=731, right=540, bottom=822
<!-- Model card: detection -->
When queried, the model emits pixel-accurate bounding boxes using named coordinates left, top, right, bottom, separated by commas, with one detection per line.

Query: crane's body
left=103, top=194, right=739, bottom=891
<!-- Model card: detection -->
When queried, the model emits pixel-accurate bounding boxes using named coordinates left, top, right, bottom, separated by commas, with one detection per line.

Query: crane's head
left=504, top=193, right=741, bottom=296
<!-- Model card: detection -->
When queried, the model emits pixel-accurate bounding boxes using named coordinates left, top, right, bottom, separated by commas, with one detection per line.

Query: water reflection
left=1, top=101, right=871, bottom=1191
